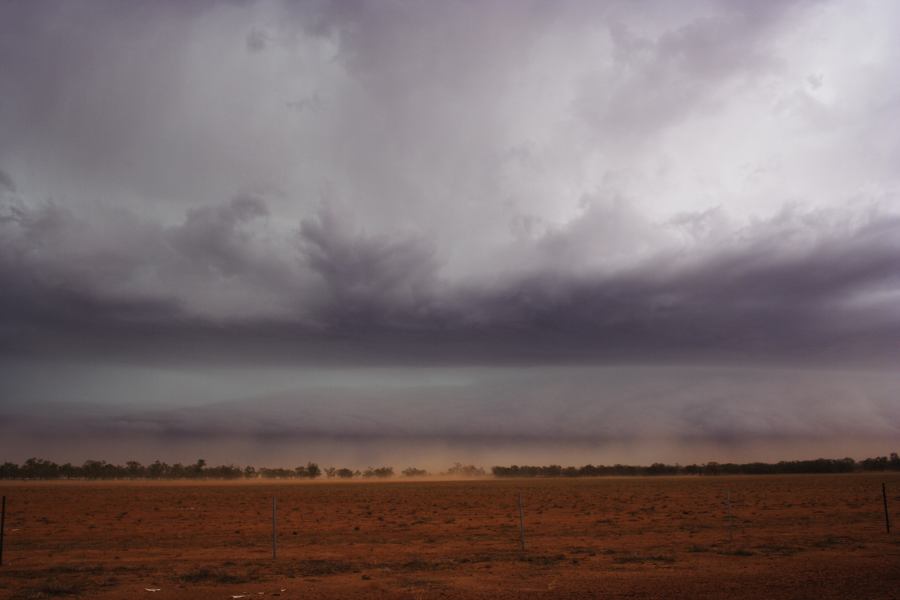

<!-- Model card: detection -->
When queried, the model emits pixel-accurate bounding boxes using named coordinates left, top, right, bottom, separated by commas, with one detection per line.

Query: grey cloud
left=0, top=201, right=178, bottom=355
left=169, top=193, right=270, bottom=277
left=0, top=169, right=14, bottom=193
left=245, top=28, right=269, bottom=53
left=3, top=365, right=898, bottom=465
left=286, top=94, right=324, bottom=113
left=0, top=0, right=886, bottom=238
left=0, top=193, right=303, bottom=351
left=0, top=0, right=898, bottom=368
left=579, top=1, right=818, bottom=145
left=1, top=191, right=898, bottom=366
left=299, top=204, right=442, bottom=329
left=441, top=205, right=900, bottom=364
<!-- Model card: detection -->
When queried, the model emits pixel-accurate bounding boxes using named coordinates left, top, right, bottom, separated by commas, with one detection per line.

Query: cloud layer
left=2, top=1, right=900, bottom=462
left=2, top=189, right=899, bottom=365
left=3, top=364, right=899, bottom=467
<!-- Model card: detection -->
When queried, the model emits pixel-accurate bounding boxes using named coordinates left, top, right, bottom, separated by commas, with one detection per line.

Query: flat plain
left=1, top=474, right=899, bottom=599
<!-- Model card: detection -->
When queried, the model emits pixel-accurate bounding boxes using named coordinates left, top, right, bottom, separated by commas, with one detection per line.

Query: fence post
left=1, top=495, right=5, bottom=567
left=726, top=490, right=734, bottom=547
left=272, top=496, right=277, bottom=559
left=883, top=483, right=891, bottom=535
left=517, top=493, right=526, bottom=552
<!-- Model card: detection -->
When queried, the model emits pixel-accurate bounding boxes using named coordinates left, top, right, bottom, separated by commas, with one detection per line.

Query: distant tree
left=0, top=462, right=20, bottom=479
left=363, top=466, right=394, bottom=478
left=147, top=460, right=167, bottom=479
left=82, top=460, right=107, bottom=480
left=861, top=456, right=889, bottom=471
left=335, top=468, right=354, bottom=479
left=191, top=459, right=207, bottom=478
left=206, top=464, right=242, bottom=479
left=22, top=457, right=60, bottom=479
left=59, top=462, right=77, bottom=479
left=292, top=462, right=321, bottom=478
left=126, top=461, right=144, bottom=478
left=402, top=467, right=428, bottom=477
left=260, top=467, right=293, bottom=478
left=445, top=463, right=485, bottom=478
left=647, top=462, right=679, bottom=475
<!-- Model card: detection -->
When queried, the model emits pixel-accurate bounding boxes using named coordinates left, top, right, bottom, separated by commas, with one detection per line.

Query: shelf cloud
left=2, top=195, right=898, bottom=366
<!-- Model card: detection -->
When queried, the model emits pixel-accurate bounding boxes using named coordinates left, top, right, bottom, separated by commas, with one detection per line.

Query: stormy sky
left=1, top=0, right=899, bottom=468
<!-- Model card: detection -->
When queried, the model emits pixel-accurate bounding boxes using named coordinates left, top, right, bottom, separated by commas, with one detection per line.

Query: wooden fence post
left=1, top=495, right=6, bottom=567
left=883, top=483, right=891, bottom=535
left=727, top=490, right=733, bottom=545
left=272, top=496, right=277, bottom=559
left=517, top=494, right=526, bottom=552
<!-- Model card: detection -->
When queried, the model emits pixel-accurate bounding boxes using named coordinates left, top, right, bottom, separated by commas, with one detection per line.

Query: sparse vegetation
left=2, top=453, right=898, bottom=479
left=444, top=463, right=486, bottom=477
left=363, top=466, right=394, bottom=478
left=613, top=553, right=676, bottom=564
left=12, top=579, right=85, bottom=599
left=178, top=567, right=255, bottom=584
left=491, top=455, right=900, bottom=477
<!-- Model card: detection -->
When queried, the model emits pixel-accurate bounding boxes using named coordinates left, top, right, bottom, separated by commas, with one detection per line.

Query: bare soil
left=1, top=474, right=899, bottom=599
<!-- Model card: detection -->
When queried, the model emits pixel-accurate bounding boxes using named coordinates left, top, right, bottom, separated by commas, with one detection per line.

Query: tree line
left=0, top=458, right=377, bottom=480
left=1, top=455, right=897, bottom=480
left=0, top=459, right=486, bottom=480
left=491, top=453, right=900, bottom=477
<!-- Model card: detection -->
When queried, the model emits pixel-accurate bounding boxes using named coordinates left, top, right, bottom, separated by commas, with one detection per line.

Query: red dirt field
left=1, top=474, right=898, bottom=599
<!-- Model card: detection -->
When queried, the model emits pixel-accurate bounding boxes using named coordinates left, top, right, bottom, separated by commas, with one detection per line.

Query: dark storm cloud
left=169, top=193, right=270, bottom=277
left=448, top=210, right=900, bottom=364
left=1, top=193, right=898, bottom=365
left=0, top=0, right=898, bottom=366
left=0, top=193, right=299, bottom=355
left=298, top=205, right=441, bottom=329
